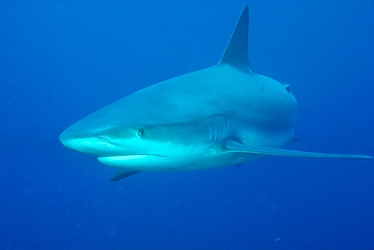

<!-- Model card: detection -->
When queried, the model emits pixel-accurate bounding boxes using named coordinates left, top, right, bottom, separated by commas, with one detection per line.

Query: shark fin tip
left=219, top=5, right=250, bottom=67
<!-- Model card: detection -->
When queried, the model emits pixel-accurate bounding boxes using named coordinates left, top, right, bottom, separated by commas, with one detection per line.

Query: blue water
left=1, top=1, right=373, bottom=249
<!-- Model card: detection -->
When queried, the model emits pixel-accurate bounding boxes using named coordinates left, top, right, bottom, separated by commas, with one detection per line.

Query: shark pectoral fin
left=226, top=141, right=373, bottom=159
left=110, top=169, right=140, bottom=181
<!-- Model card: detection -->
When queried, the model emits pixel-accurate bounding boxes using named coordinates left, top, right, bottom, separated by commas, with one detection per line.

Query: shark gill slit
left=208, top=116, right=230, bottom=142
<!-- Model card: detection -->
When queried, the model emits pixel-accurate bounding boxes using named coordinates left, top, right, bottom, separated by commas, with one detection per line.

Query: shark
left=59, top=6, right=372, bottom=181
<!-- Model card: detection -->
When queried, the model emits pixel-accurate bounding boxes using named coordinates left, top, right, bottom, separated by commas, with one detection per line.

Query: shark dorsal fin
left=219, top=5, right=250, bottom=67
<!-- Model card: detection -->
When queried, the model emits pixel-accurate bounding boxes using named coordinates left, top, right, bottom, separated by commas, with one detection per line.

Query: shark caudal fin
left=219, top=5, right=250, bottom=68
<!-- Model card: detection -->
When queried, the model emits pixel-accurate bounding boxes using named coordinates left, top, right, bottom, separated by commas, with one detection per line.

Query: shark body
left=60, top=6, right=371, bottom=181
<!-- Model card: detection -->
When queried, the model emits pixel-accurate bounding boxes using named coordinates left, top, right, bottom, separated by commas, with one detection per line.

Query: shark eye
left=136, top=128, right=145, bottom=138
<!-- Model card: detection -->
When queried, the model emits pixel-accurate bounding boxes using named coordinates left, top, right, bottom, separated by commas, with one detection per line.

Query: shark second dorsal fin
left=219, top=5, right=250, bottom=68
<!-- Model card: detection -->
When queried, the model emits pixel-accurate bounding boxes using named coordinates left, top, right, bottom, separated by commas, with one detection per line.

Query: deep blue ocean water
left=1, top=1, right=373, bottom=249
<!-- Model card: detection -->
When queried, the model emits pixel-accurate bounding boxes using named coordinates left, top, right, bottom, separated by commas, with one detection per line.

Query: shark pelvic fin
left=226, top=141, right=373, bottom=159
left=219, top=5, right=250, bottom=68
left=110, top=169, right=140, bottom=181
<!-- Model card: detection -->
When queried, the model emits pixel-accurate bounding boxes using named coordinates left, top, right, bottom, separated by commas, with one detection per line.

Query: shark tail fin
left=219, top=5, right=250, bottom=68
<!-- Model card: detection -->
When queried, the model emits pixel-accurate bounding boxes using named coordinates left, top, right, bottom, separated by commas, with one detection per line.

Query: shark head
left=59, top=121, right=193, bottom=171
left=60, top=6, right=371, bottom=181
left=59, top=79, right=232, bottom=171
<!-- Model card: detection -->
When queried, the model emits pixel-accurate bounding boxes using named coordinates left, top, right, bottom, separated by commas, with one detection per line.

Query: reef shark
left=59, top=6, right=372, bottom=181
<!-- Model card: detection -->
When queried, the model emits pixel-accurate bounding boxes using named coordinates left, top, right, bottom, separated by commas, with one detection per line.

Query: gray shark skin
left=59, top=6, right=372, bottom=181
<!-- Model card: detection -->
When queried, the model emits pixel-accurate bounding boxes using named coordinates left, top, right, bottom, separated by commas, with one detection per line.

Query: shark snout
left=59, top=130, right=83, bottom=152
left=59, top=127, right=133, bottom=157
left=59, top=134, right=110, bottom=155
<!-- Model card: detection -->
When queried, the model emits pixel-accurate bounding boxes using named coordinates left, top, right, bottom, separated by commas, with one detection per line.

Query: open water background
left=1, top=1, right=373, bottom=249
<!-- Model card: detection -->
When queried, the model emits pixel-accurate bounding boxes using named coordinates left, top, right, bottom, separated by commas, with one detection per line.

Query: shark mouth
left=97, top=154, right=164, bottom=168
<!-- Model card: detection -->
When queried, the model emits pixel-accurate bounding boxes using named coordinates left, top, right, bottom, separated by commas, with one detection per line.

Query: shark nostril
left=98, top=134, right=108, bottom=140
